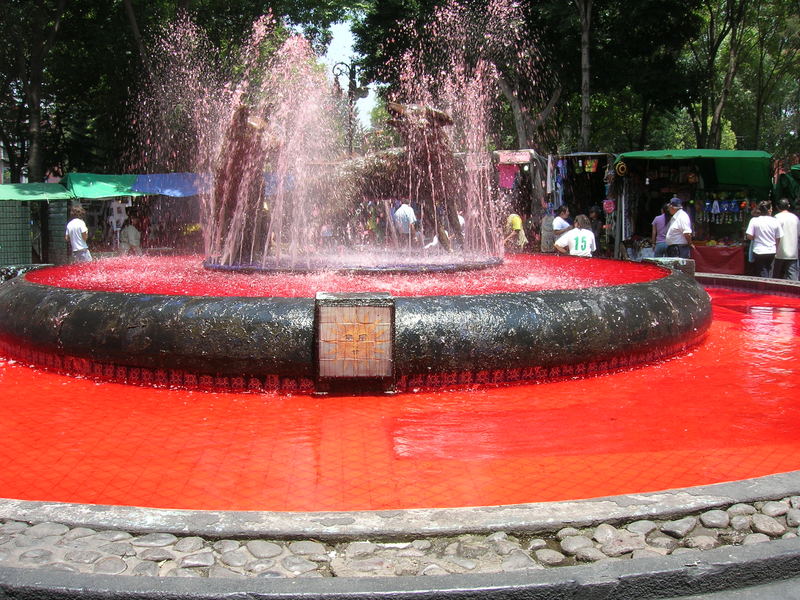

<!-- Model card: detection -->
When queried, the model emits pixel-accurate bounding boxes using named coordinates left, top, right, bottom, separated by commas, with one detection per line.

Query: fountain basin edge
left=0, top=268, right=712, bottom=392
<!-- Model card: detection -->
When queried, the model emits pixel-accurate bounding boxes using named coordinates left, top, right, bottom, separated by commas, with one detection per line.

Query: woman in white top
left=555, top=214, right=596, bottom=257
left=745, top=201, right=783, bottom=278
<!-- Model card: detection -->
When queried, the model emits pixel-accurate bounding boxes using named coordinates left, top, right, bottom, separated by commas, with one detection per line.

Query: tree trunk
left=576, top=0, right=592, bottom=151
left=25, top=0, right=66, bottom=182
left=123, top=0, right=152, bottom=76
left=638, top=100, right=653, bottom=150
left=708, top=2, right=747, bottom=148
left=498, top=75, right=562, bottom=149
left=497, top=76, right=529, bottom=148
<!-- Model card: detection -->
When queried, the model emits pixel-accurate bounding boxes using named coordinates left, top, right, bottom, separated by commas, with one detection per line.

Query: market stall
left=612, top=150, right=773, bottom=274
left=546, top=152, right=615, bottom=254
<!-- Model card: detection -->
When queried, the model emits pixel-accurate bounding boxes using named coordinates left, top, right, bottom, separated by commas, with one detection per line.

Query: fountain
left=0, top=2, right=711, bottom=393
left=1, top=1, right=798, bottom=596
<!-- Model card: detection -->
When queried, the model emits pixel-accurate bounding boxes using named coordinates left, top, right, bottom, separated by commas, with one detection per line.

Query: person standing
left=651, top=203, right=671, bottom=258
left=119, top=217, right=143, bottom=256
left=745, top=201, right=783, bottom=278
left=65, top=204, right=92, bottom=263
left=588, top=206, right=603, bottom=256
left=773, top=198, right=799, bottom=280
left=554, top=214, right=596, bottom=257
left=664, top=197, right=693, bottom=258
left=504, top=212, right=528, bottom=250
left=393, top=200, right=418, bottom=247
left=552, top=205, right=571, bottom=238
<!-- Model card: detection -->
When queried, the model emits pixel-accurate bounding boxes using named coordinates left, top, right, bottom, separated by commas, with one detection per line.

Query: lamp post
left=333, top=61, right=358, bottom=155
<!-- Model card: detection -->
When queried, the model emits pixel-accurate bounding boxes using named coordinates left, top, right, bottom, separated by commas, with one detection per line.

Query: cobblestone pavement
left=1, top=496, right=798, bottom=580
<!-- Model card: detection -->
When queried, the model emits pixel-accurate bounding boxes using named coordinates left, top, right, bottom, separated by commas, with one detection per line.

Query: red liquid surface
left=25, top=254, right=665, bottom=296
left=0, top=286, right=798, bottom=512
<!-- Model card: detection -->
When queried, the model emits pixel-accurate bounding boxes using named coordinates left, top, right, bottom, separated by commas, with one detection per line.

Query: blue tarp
left=132, top=173, right=208, bottom=197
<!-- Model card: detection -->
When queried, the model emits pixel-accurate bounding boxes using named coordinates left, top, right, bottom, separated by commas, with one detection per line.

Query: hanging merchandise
left=603, top=198, right=615, bottom=214
left=585, top=158, right=598, bottom=173
left=497, top=163, right=519, bottom=189
left=555, top=159, right=567, bottom=206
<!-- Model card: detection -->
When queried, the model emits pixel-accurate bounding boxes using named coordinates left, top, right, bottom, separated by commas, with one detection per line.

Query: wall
left=0, top=201, right=32, bottom=264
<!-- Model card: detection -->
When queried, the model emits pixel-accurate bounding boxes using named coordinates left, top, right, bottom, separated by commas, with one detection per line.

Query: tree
left=590, top=0, right=702, bottom=150
left=0, top=0, right=66, bottom=182
left=727, top=0, right=800, bottom=150
left=0, top=0, right=357, bottom=181
left=684, top=0, right=750, bottom=148
left=574, top=0, right=592, bottom=151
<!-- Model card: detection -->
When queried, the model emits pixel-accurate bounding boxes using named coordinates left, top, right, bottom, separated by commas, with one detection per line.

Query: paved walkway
left=2, top=473, right=800, bottom=598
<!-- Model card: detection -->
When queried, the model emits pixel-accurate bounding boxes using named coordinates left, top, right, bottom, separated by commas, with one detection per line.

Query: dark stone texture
left=2, top=539, right=800, bottom=599
left=0, top=269, right=711, bottom=390
left=395, top=270, right=710, bottom=375
left=0, top=276, right=316, bottom=378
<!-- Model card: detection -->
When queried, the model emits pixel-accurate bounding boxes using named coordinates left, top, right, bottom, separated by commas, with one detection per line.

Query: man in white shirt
left=773, top=198, right=799, bottom=280
left=393, top=200, right=418, bottom=247
left=665, top=197, right=693, bottom=258
left=552, top=205, right=571, bottom=238
left=65, top=204, right=92, bottom=262
left=554, top=214, right=596, bottom=257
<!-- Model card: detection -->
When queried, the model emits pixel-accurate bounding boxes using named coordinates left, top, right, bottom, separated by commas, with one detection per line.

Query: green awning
left=0, top=183, right=74, bottom=201
left=61, top=173, right=147, bottom=199
left=615, top=149, right=773, bottom=189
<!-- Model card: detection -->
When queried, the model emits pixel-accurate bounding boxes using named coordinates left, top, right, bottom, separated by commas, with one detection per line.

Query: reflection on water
left=740, top=305, right=798, bottom=396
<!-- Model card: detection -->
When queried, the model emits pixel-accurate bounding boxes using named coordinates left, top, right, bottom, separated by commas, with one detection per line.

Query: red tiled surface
left=0, top=288, right=798, bottom=512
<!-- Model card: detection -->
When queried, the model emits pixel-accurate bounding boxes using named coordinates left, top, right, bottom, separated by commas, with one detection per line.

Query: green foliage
left=0, top=0, right=357, bottom=180
left=2, top=0, right=798, bottom=183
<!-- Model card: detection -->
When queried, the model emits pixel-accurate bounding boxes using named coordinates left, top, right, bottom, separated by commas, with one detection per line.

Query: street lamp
left=333, top=61, right=360, bottom=155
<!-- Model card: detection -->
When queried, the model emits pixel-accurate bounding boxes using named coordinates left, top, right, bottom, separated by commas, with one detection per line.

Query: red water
left=25, top=254, right=665, bottom=297
left=0, top=287, right=798, bottom=512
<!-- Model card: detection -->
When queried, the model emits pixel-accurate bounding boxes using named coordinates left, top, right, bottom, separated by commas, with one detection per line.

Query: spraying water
left=136, top=0, right=549, bottom=272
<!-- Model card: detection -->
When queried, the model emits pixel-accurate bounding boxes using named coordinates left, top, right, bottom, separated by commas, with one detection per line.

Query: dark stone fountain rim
left=0, top=266, right=713, bottom=393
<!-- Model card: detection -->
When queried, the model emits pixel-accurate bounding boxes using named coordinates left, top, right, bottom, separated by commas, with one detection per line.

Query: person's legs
left=787, top=258, right=799, bottom=281
left=73, top=249, right=92, bottom=263
left=773, top=259, right=789, bottom=280
left=753, top=253, right=775, bottom=278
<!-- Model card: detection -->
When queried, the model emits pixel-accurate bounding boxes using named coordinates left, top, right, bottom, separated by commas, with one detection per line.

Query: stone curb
left=2, top=472, right=799, bottom=540
left=2, top=538, right=800, bottom=599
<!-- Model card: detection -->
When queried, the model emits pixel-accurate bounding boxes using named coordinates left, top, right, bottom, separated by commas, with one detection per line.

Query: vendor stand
left=612, top=150, right=773, bottom=274
left=545, top=152, right=615, bottom=254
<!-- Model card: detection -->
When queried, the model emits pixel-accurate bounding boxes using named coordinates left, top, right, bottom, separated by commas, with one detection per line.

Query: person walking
left=773, top=198, right=799, bottom=280
left=651, top=203, right=670, bottom=258
left=65, top=204, right=92, bottom=263
left=745, top=201, right=783, bottom=278
left=664, top=197, right=693, bottom=258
